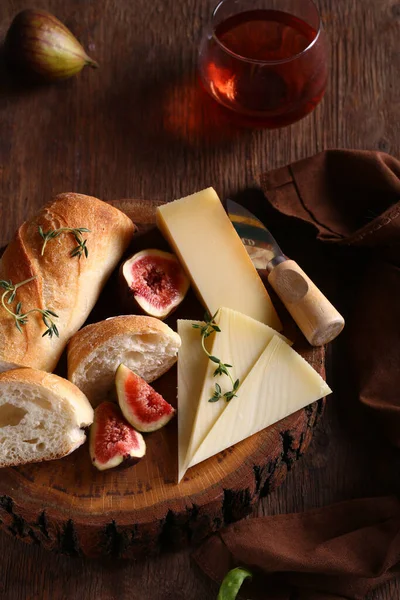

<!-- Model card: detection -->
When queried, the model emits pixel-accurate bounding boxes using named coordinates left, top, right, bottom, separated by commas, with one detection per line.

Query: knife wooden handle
left=267, top=260, right=344, bottom=346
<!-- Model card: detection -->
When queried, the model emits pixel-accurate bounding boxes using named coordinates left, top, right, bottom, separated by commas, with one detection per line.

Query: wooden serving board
left=0, top=199, right=326, bottom=558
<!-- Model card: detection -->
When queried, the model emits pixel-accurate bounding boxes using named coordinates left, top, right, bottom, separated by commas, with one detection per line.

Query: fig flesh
left=120, top=249, right=190, bottom=319
left=89, top=401, right=146, bottom=471
left=116, top=364, right=176, bottom=433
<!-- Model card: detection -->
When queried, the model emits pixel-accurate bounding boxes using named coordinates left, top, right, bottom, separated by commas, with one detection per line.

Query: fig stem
left=86, top=57, right=99, bottom=69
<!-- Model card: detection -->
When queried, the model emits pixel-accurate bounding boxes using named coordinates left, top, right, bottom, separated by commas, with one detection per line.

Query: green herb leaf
left=217, top=567, right=252, bottom=600
left=209, top=355, right=220, bottom=364
left=39, top=226, right=90, bottom=259
left=193, top=309, right=239, bottom=405
left=0, top=276, right=59, bottom=338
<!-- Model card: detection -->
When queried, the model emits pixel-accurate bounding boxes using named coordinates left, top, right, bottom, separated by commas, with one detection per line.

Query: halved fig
left=116, top=363, right=176, bottom=433
left=120, top=249, right=190, bottom=319
left=89, top=401, right=146, bottom=471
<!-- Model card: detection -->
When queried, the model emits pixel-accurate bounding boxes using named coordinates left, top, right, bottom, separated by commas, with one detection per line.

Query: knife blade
left=226, top=199, right=345, bottom=346
left=226, top=200, right=286, bottom=271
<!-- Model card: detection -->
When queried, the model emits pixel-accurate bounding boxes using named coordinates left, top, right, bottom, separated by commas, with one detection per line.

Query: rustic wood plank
left=0, top=0, right=399, bottom=596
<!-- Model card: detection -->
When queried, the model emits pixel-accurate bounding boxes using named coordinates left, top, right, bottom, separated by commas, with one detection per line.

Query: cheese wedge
left=156, top=188, right=281, bottom=331
left=177, top=320, right=209, bottom=482
left=188, top=335, right=332, bottom=469
left=180, top=308, right=289, bottom=481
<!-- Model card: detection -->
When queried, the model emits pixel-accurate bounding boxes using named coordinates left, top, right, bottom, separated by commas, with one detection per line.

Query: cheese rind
left=180, top=308, right=289, bottom=481
left=188, top=335, right=332, bottom=469
left=177, top=320, right=209, bottom=482
left=156, top=188, right=281, bottom=331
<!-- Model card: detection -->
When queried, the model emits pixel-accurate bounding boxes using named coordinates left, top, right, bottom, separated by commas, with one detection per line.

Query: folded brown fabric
left=193, top=150, right=400, bottom=599
left=194, top=496, right=400, bottom=600
left=261, top=150, right=400, bottom=446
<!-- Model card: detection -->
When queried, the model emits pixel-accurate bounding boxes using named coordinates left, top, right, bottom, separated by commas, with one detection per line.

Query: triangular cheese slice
left=188, top=335, right=332, bottom=469
left=180, top=308, right=289, bottom=481
left=177, top=320, right=209, bottom=482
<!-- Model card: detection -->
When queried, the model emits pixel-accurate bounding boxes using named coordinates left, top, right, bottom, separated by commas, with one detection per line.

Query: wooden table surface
left=0, top=0, right=399, bottom=598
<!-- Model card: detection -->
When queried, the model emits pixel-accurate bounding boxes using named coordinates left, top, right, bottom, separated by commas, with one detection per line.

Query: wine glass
left=198, top=0, right=329, bottom=127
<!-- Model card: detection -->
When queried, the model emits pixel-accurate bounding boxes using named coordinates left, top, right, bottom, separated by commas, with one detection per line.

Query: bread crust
left=0, top=193, right=135, bottom=372
left=67, top=315, right=181, bottom=383
left=0, top=368, right=93, bottom=468
left=0, top=368, right=94, bottom=426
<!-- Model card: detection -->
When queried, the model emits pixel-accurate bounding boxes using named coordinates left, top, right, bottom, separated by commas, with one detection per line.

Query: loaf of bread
left=68, top=315, right=181, bottom=406
left=0, top=193, right=135, bottom=373
left=0, top=368, right=93, bottom=468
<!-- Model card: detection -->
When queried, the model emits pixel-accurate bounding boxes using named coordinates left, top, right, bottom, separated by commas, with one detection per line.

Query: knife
left=226, top=200, right=345, bottom=346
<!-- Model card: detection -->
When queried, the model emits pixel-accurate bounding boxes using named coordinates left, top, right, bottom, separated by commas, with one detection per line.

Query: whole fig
left=5, top=9, right=99, bottom=82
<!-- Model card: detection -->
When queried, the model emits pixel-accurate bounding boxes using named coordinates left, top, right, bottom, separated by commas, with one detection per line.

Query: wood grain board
left=0, top=198, right=325, bottom=557
left=0, top=0, right=399, bottom=596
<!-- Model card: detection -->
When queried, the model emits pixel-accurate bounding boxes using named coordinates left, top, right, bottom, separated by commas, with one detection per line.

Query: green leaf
left=84, top=245, right=88, bottom=258
left=209, top=356, right=220, bottom=364
left=16, top=302, right=22, bottom=315
left=233, top=379, right=240, bottom=390
left=71, top=246, right=81, bottom=258
left=77, top=228, right=91, bottom=233
left=215, top=383, right=221, bottom=394
left=212, top=325, right=221, bottom=332
left=208, top=396, right=220, bottom=403
left=53, top=324, right=59, bottom=337
left=192, top=324, right=201, bottom=329
left=219, top=364, right=229, bottom=376
left=217, top=567, right=252, bottom=600
left=46, top=309, right=59, bottom=318
left=15, top=320, right=22, bottom=333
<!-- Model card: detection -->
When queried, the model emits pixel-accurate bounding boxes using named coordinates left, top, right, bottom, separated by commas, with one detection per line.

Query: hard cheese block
left=179, top=308, right=289, bottom=482
left=177, top=320, right=209, bottom=483
left=188, top=335, right=332, bottom=469
left=156, top=188, right=281, bottom=331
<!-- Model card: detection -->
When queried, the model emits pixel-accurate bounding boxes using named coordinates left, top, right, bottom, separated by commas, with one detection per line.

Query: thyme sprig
left=39, top=226, right=91, bottom=259
left=0, top=277, right=59, bottom=337
left=192, top=310, right=239, bottom=403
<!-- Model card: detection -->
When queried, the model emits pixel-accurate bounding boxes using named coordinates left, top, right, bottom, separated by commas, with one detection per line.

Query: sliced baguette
left=0, top=368, right=93, bottom=468
left=0, top=193, right=135, bottom=373
left=68, top=315, right=181, bottom=406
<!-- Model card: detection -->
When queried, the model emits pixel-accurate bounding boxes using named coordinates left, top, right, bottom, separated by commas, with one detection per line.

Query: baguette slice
left=68, top=315, right=181, bottom=406
left=0, top=368, right=93, bottom=468
left=0, top=193, right=135, bottom=373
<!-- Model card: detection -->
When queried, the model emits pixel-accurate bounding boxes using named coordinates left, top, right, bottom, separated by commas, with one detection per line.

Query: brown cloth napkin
left=193, top=150, right=400, bottom=599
